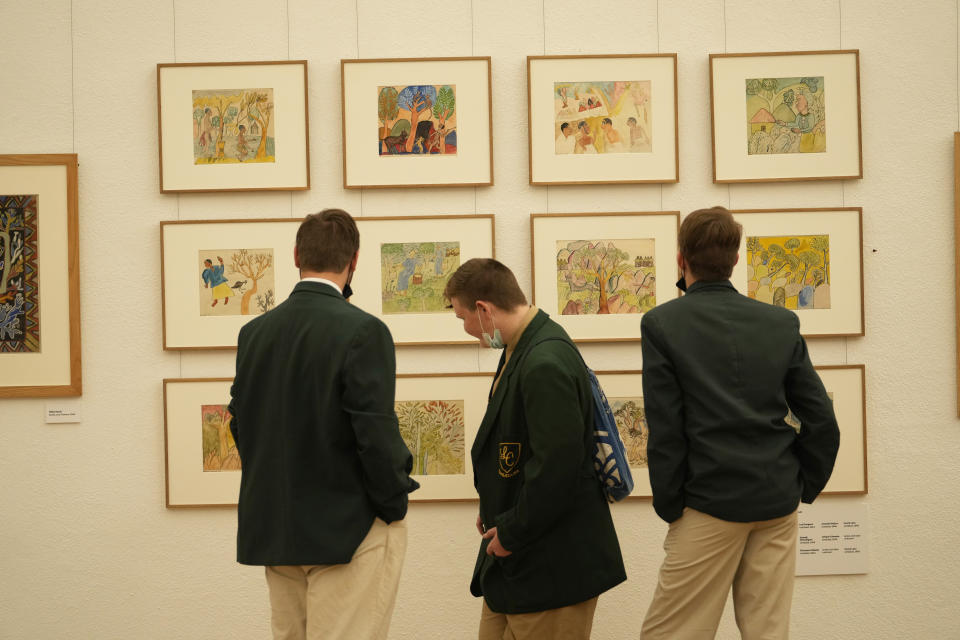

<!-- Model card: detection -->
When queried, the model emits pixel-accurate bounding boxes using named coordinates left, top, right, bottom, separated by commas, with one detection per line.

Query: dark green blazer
left=641, top=280, right=840, bottom=524
left=229, top=281, right=417, bottom=566
left=470, top=310, right=626, bottom=614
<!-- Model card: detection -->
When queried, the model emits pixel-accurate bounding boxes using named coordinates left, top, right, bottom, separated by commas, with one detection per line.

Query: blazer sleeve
left=228, top=326, right=246, bottom=447
left=641, top=312, right=688, bottom=523
left=342, top=317, right=419, bottom=523
left=784, top=324, right=841, bottom=503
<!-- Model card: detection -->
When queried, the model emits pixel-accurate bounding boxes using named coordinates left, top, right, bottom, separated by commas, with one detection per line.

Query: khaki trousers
left=478, top=597, right=599, bottom=640
left=641, top=508, right=797, bottom=640
left=264, top=518, right=407, bottom=640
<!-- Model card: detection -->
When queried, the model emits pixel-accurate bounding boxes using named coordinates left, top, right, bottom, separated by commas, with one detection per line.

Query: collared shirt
left=301, top=276, right=342, bottom=295
left=492, top=305, right=539, bottom=393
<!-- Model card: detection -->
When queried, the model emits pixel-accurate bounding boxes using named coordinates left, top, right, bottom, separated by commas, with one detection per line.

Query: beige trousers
left=478, top=597, right=599, bottom=640
left=641, top=508, right=798, bottom=640
left=264, top=518, right=407, bottom=640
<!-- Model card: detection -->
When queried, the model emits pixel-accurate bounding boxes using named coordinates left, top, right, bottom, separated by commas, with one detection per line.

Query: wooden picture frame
left=530, top=211, right=679, bottom=342
left=163, top=378, right=238, bottom=507
left=341, top=57, right=493, bottom=188
left=157, top=60, right=310, bottom=192
left=955, top=132, right=960, bottom=416
left=527, top=54, right=678, bottom=185
left=0, top=154, right=82, bottom=397
left=602, top=364, right=867, bottom=500
left=731, top=208, right=864, bottom=338
left=710, top=50, right=862, bottom=183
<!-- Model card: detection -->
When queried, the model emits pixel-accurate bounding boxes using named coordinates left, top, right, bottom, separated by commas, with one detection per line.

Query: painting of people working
left=0, top=194, right=39, bottom=353
left=198, top=249, right=276, bottom=317
left=378, top=84, right=457, bottom=155
left=556, top=239, right=656, bottom=315
left=193, top=88, right=275, bottom=164
left=746, top=235, right=831, bottom=310
left=746, top=77, right=825, bottom=155
left=396, top=399, right=466, bottom=476
left=553, top=81, right=651, bottom=154
left=380, top=241, right=460, bottom=314
left=201, top=404, right=240, bottom=472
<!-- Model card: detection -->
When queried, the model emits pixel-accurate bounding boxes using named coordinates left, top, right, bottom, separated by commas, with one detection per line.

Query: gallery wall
left=2, top=0, right=959, bottom=637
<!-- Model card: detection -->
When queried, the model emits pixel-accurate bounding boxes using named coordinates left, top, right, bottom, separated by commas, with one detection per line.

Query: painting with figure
left=0, top=194, right=39, bottom=353
left=556, top=238, right=656, bottom=315
left=193, top=88, right=275, bottom=164
left=201, top=404, right=241, bottom=472
left=381, top=241, right=459, bottom=314
left=553, top=81, right=652, bottom=155
left=746, top=235, right=830, bottom=310
left=746, top=77, right=825, bottom=155
left=378, top=84, right=457, bottom=155
left=785, top=393, right=834, bottom=431
left=610, top=397, right=648, bottom=467
left=198, top=248, right=275, bottom=317
left=396, top=400, right=466, bottom=475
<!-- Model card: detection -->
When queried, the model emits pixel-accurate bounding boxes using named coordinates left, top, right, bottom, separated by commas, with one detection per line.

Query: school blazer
left=229, top=281, right=417, bottom=566
left=469, top=310, right=626, bottom=614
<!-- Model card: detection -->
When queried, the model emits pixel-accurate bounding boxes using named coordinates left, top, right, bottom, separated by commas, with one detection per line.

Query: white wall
left=1, top=0, right=959, bottom=637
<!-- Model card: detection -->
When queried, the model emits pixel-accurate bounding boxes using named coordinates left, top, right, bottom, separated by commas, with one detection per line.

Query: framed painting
left=710, top=50, right=862, bottom=183
left=527, top=54, right=678, bottom=185
left=398, top=373, right=492, bottom=502
left=161, top=218, right=300, bottom=350
left=731, top=208, right=863, bottom=337
left=0, top=154, right=81, bottom=397
left=163, top=378, right=239, bottom=507
left=350, top=214, right=495, bottom=345
left=157, top=61, right=310, bottom=192
left=340, top=57, right=493, bottom=188
left=530, top=212, right=679, bottom=342
left=601, top=364, right=867, bottom=499
left=955, top=132, right=960, bottom=416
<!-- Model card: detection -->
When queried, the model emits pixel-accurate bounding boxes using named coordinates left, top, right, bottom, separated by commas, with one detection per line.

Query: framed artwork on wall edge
left=710, top=50, right=862, bottom=183
left=955, top=132, right=960, bottom=416
left=527, top=54, right=678, bottom=185
left=530, top=211, right=679, bottom=342
left=341, top=57, right=493, bottom=189
left=157, top=60, right=310, bottom=193
left=0, top=154, right=82, bottom=397
left=731, top=207, right=864, bottom=338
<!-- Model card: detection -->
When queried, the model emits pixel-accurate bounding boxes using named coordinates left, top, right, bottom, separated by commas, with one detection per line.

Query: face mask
left=675, top=276, right=687, bottom=292
left=477, top=308, right=505, bottom=349
left=342, top=267, right=355, bottom=299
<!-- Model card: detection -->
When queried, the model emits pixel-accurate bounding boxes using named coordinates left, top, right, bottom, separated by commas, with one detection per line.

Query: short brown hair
left=678, top=206, right=742, bottom=281
left=443, top=258, right=527, bottom=310
left=296, top=209, right=359, bottom=273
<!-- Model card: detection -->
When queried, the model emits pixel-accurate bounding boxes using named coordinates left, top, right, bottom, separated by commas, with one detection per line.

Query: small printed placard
left=796, top=500, right=868, bottom=575
left=45, top=401, right=81, bottom=424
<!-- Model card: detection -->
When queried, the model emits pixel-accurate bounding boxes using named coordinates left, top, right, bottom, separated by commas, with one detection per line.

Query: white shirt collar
left=300, top=277, right=342, bottom=295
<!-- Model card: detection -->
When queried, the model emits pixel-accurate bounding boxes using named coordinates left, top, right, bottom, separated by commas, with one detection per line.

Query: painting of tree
left=746, top=235, right=830, bottom=310
left=193, top=88, right=275, bottom=164
left=201, top=404, right=240, bottom=472
left=230, top=249, right=274, bottom=315
left=380, top=241, right=459, bottom=314
left=377, top=84, right=457, bottom=155
left=556, top=238, right=656, bottom=315
left=745, top=76, right=825, bottom=155
left=610, top=397, right=648, bottom=467
left=396, top=399, right=465, bottom=475
left=198, top=248, right=275, bottom=317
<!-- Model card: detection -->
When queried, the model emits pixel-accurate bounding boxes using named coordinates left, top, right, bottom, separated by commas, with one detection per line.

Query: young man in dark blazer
left=639, top=207, right=840, bottom=639
left=445, top=258, right=626, bottom=640
left=228, top=209, right=418, bottom=640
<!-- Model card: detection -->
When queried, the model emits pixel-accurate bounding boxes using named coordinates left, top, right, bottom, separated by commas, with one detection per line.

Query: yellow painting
left=556, top=238, right=656, bottom=315
left=193, top=88, right=275, bottom=164
left=396, top=400, right=465, bottom=475
left=746, top=235, right=830, bottom=310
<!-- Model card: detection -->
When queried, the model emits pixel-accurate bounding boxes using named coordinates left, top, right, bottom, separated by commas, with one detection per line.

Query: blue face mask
left=477, top=308, right=505, bottom=349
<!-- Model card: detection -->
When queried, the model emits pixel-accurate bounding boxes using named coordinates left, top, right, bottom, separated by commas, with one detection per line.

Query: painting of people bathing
left=396, top=399, right=466, bottom=475
left=380, top=241, right=460, bottom=314
left=746, top=77, right=825, bottom=155
left=556, top=238, right=656, bottom=315
left=378, top=85, right=457, bottom=155
left=198, top=249, right=275, bottom=317
left=553, top=81, right=652, bottom=154
left=193, top=88, right=275, bottom=164
left=746, top=235, right=830, bottom=310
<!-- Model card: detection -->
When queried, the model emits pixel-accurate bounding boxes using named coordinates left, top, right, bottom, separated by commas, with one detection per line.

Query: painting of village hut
left=552, top=81, right=651, bottom=154
left=556, top=238, right=656, bottom=315
left=746, top=77, right=825, bottom=155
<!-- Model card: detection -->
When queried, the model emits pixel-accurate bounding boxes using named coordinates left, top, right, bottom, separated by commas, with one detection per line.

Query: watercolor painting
left=198, top=249, right=276, bottom=317
left=785, top=393, right=834, bottom=431
left=201, top=404, right=240, bottom=472
left=396, top=399, right=466, bottom=475
left=746, top=235, right=830, bottom=310
left=556, top=238, right=656, bottom=315
left=610, top=396, right=648, bottom=467
left=746, top=76, right=825, bottom=155
left=378, top=84, right=457, bottom=155
left=380, top=241, right=459, bottom=314
left=193, top=88, right=275, bottom=164
left=553, top=81, right=652, bottom=154
left=0, top=194, right=39, bottom=353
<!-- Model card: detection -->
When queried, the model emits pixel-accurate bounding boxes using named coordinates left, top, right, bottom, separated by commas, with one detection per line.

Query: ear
left=350, top=250, right=359, bottom=271
left=676, top=251, right=685, bottom=271
left=293, top=245, right=300, bottom=269
left=733, top=253, right=740, bottom=266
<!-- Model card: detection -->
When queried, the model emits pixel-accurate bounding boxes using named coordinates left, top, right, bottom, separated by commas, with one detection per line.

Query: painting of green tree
left=556, top=239, right=656, bottom=315
left=193, top=88, right=275, bottom=164
left=201, top=404, right=240, bottom=472
left=381, top=241, right=460, bottom=314
left=610, top=397, right=648, bottom=467
left=746, top=76, right=825, bottom=155
left=396, top=400, right=465, bottom=475
left=746, top=235, right=830, bottom=310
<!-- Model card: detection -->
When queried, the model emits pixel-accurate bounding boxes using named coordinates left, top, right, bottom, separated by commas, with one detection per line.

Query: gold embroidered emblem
left=498, top=442, right=521, bottom=478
